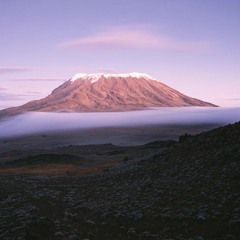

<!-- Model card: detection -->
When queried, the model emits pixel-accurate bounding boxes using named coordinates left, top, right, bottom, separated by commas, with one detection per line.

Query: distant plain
left=0, top=107, right=239, bottom=166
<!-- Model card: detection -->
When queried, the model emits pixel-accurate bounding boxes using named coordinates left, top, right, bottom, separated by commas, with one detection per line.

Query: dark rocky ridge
left=0, top=121, right=239, bottom=239
left=0, top=73, right=216, bottom=118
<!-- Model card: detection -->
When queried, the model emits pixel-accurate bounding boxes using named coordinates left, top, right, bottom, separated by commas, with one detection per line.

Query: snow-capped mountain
left=0, top=73, right=217, bottom=117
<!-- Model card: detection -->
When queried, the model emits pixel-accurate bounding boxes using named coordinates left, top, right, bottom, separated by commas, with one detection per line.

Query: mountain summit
left=0, top=73, right=216, bottom=117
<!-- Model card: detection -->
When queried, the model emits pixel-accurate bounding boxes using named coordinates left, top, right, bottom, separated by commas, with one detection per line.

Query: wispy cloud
left=226, top=98, right=240, bottom=101
left=25, top=91, right=42, bottom=95
left=0, top=88, right=41, bottom=102
left=0, top=67, right=34, bottom=74
left=10, top=78, right=65, bottom=82
left=58, top=25, right=210, bottom=53
left=0, top=88, right=8, bottom=91
left=0, top=93, right=26, bottom=101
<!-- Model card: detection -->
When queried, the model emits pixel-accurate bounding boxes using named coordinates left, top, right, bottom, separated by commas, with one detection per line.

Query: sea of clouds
left=0, top=107, right=239, bottom=138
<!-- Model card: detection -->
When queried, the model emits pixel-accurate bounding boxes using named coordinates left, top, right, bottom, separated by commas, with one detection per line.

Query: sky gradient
left=0, top=0, right=240, bottom=109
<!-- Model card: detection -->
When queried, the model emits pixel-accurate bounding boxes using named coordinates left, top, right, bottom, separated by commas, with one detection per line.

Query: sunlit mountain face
left=0, top=73, right=216, bottom=118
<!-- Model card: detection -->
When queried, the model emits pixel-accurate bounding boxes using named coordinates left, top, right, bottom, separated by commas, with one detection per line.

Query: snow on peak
left=70, top=72, right=154, bottom=83
left=71, top=73, right=102, bottom=83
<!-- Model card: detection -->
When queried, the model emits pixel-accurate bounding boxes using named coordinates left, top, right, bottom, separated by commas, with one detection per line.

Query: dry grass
left=0, top=162, right=117, bottom=175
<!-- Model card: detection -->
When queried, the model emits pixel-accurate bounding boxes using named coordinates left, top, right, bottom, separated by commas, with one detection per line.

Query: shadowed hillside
left=0, top=122, right=239, bottom=239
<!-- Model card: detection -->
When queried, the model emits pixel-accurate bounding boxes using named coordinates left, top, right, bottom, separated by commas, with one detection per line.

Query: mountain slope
left=0, top=73, right=216, bottom=117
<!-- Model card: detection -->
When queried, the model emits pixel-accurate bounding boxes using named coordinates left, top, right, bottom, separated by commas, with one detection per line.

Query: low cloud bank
left=0, top=107, right=239, bottom=138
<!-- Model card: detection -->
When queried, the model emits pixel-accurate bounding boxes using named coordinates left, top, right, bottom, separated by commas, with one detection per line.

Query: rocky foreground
left=0, top=122, right=240, bottom=240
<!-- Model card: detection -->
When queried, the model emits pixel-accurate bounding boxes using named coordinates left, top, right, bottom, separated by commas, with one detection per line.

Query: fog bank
left=0, top=107, right=239, bottom=138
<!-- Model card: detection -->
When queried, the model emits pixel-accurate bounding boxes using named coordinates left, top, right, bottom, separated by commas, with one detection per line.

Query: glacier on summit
left=70, top=72, right=154, bottom=83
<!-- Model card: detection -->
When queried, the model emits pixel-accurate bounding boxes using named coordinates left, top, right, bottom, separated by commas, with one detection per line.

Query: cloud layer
left=0, top=107, right=239, bottom=138
left=59, top=26, right=210, bottom=53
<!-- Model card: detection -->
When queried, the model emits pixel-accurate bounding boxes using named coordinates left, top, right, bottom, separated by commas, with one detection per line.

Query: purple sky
left=0, top=0, right=240, bottom=109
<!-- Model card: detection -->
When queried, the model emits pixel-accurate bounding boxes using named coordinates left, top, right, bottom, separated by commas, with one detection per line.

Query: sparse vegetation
left=179, top=133, right=192, bottom=143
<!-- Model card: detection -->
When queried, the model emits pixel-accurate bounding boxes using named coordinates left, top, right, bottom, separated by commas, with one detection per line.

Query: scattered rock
left=127, top=227, right=137, bottom=235
left=86, top=220, right=95, bottom=225
left=68, top=234, right=81, bottom=240
left=55, top=231, right=64, bottom=237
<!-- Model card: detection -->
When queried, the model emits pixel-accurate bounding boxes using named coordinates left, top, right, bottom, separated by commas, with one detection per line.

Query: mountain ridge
left=0, top=73, right=217, bottom=118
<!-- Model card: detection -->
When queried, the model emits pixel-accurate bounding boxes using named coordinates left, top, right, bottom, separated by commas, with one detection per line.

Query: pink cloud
left=58, top=26, right=210, bottom=53
left=0, top=66, right=34, bottom=74
left=10, top=78, right=65, bottom=82
left=0, top=87, right=8, bottom=91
